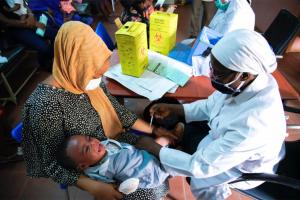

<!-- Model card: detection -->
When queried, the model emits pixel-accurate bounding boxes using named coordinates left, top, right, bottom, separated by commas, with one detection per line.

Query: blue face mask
left=215, top=0, right=230, bottom=11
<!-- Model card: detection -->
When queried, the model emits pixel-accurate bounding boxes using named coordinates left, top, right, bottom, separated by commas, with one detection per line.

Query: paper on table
left=168, top=85, right=179, bottom=93
left=104, top=64, right=177, bottom=101
left=147, top=50, right=192, bottom=86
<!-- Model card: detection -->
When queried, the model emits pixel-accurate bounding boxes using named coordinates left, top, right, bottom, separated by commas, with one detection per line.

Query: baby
left=4, top=0, right=28, bottom=20
left=56, top=135, right=173, bottom=189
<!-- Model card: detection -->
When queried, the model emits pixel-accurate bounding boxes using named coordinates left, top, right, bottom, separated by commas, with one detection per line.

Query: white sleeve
left=159, top=129, right=263, bottom=178
left=183, top=92, right=217, bottom=123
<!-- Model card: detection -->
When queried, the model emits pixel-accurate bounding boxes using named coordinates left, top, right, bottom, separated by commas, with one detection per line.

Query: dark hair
left=56, top=137, right=77, bottom=170
left=120, top=0, right=146, bottom=11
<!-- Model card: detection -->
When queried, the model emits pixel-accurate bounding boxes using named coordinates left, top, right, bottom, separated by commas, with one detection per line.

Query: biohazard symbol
left=140, top=47, right=146, bottom=56
left=154, top=32, right=162, bottom=43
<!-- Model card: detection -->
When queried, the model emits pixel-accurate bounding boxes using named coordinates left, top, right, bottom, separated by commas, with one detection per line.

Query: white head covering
left=211, top=29, right=277, bottom=75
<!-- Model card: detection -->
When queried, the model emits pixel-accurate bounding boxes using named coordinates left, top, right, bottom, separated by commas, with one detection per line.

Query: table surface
left=105, top=51, right=300, bottom=102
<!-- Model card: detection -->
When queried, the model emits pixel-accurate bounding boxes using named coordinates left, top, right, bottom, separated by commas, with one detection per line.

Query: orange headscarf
left=53, top=21, right=123, bottom=138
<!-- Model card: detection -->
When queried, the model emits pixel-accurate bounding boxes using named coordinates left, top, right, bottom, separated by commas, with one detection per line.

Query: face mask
left=211, top=73, right=245, bottom=95
left=85, top=77, right=102, bottom=91
left=215, top=0, right=230, bottom=11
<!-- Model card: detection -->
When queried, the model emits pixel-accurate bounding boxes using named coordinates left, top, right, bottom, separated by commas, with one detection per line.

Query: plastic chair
left=11, top=122, right=71, bottom=200
left=263, top=9, right=300, bottom=55
left=95, top=22, right=115, bottom=51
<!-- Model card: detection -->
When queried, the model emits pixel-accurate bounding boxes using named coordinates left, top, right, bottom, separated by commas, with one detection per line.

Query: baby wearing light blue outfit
left=85, top=139, right=170, bottom=188
left=56, top=135, right=170, bottom=189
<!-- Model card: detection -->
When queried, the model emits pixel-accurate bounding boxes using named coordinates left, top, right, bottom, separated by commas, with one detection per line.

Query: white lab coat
left=209, top=0, right=255, bottom=35
left=159, top=74, right=286, bottom=199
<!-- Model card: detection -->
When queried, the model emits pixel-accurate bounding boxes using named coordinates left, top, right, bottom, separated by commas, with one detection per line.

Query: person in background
left=4, top=0, right=28, bottom=20
left=209, top=0, right=254, bottom=35
left=190, top=0, right=216, bottom=38
left=22, top=21, right=169, bottom=200
left=89, top=0, right=113, bottom=22
left=120, top=0, right=150, bottom=26
left=28, top=0, right=92, bottom=27
left=59, top=0, right=93, bottom=25
left=136, top=29, right=286, bottom=199
left=0, top=1, right=56, bottom=71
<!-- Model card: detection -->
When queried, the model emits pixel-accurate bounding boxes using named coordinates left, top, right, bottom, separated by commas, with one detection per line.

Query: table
left=105, top=51, right=300, bottom=102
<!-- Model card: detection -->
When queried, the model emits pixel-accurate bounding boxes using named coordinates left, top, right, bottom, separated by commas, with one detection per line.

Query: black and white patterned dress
left=21, top=81, right=168, bottom=199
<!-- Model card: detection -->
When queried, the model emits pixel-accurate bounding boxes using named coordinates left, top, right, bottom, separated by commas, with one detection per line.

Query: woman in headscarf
left=22, top=21, right=168, bottom=200
left=136, top=29, right=286, bottom=199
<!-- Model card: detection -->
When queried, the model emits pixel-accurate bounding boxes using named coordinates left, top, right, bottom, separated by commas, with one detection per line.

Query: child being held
left=56, top=130, right=182, bottom=190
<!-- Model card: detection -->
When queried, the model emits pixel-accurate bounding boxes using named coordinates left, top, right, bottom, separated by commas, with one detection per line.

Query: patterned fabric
left=52, top=22, right=123, bottom=138
left=22, top=81, right=137, bottom=184
left=22, top=81, right=168, bottom=199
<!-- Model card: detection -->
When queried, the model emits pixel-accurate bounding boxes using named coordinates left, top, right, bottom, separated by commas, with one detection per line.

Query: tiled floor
left=1, top=1, right=300, bottom=200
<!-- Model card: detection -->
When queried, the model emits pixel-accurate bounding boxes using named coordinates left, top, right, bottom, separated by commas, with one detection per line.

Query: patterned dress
left=22, top=81, right=168, bottom=199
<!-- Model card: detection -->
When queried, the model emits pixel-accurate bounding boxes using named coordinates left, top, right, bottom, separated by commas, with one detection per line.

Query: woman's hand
left=77, top=175, right=123, bottom=200
left=24, top=14, right=36, bottom=28
left=35, top=21, right=46, bottom=30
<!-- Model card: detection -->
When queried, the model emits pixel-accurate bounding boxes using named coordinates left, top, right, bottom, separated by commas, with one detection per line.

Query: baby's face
left=67, top=135, right=106, bottom=169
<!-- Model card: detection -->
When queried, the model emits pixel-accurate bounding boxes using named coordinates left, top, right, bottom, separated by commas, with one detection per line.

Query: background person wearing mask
left=209, top=0, right=255, bottom=35
left=136, top=29, right=286, bottom=199
left=22, top=21, right=168, bottom=200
